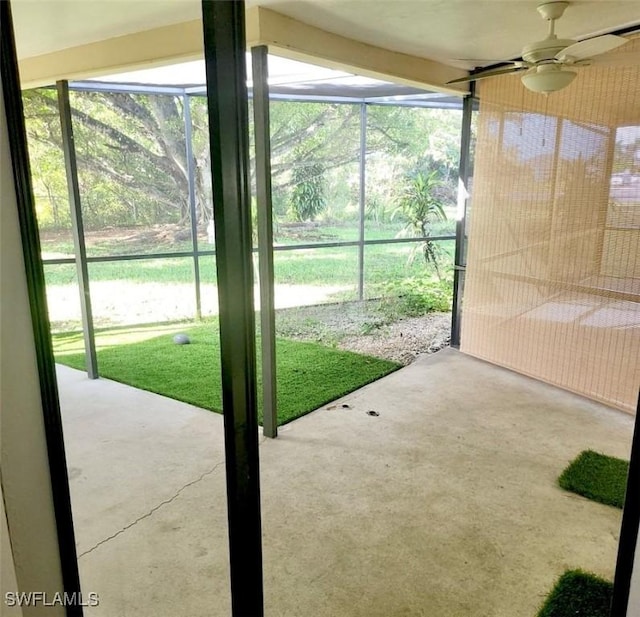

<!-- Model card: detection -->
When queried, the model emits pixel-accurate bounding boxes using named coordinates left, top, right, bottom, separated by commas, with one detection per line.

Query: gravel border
left=276, top=302, right=451, bottom=365
left=338, top=313, right=451, bottom=365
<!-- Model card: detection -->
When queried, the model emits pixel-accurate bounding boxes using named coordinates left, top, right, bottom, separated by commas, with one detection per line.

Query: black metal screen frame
left=611, top=391, right=640, bottom=617
left=1, top=2, right=83, bottom=615
left=33, top=78, right=459, bottom=391
left=201, top=1, right=264, bottom=613
left=451, top=86, right=477, bottom=347
left=57, top=80, right=98, bottom=378
left=35, top=85, right=458, bottom=290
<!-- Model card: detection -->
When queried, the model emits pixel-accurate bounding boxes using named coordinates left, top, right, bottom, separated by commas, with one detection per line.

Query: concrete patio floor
left=57, top=348, right=633, bottom=616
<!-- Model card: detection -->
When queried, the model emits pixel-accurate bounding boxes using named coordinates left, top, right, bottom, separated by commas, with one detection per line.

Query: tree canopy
left=22, top=87, right=464, bottom=234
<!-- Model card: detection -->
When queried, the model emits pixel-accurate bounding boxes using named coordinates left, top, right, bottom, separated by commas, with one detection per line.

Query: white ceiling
left=12, top=0, right=640, bottom=71
left=249, top=0, right=640, bottom=69
left=12, top=0, right=201, bottom=58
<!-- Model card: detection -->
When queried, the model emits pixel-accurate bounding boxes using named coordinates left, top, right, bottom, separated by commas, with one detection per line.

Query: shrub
left=288, top=162, right=327, bottom=222
left=380, top=275, right=452, bottom=318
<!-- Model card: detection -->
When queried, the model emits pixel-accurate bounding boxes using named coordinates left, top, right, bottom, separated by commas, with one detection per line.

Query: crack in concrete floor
left=78, top=460, right=225, bottom=558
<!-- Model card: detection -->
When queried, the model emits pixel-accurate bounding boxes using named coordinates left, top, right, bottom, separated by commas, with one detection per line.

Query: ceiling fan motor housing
left=537, top=1, right=569, bottom=21
left=522, top=38, right=575, bottom=63
left=523, top=2, right=573, bottom=64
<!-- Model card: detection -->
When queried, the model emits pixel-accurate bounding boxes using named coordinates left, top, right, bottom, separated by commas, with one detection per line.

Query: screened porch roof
left=84, top=54, right=463, bottom=108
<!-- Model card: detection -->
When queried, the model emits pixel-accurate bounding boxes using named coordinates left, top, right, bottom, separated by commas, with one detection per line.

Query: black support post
left=611, top=391, right=640, bottom=617
left=357, top=103, right=367, bottom=301
left=251, top=45, right=278, bottom=439
left=1, top=2, right=84, bottom=614
left=56, top=80, right=98, bottom=378
left=451, top=90, right=476, bottom=348
left=201, top=2, right=264, bottom=615
left=183, top=93, right=203, bottom=320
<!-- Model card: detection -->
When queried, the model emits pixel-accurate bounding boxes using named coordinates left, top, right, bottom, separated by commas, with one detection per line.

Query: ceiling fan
left=447, top=1, right=636, bottom=94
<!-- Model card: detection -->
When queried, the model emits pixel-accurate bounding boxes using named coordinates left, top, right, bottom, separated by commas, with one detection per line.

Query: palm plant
left=392, top=170, right=448, bottom=280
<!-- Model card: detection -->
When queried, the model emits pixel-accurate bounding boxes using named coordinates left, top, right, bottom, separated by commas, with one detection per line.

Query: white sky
left=616, top=125, right=640, bottom=145
left=97, top=54, right=389, bottom=89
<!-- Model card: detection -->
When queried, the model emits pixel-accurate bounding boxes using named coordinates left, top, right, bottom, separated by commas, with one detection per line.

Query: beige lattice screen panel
left=461, top=36, right=640, bottom=413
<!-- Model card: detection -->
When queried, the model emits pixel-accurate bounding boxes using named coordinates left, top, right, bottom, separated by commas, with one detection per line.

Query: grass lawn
left=43, top=240, right=455, bottom=288
left=537, top=570, right=613, bottom=617
left=39, top=221, right=456, bottom=258
left=558, top=450, right=629, bottom=509
left=53, top=321, right=400, bottom=425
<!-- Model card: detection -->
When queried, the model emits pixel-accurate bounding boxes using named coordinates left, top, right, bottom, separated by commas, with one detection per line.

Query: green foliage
left=22, top=89, right=71, bottom=230
left=537, top=570, right=612, bottom=617
left=359, top=320, right=384, bottom=335
left=393, top=170, right=448, bottom=279
left=270, top=102, right=358, bottom=225
left=365, top=194, right=392, bottom=224
left=288, top=161, right=327, bottom=221
left=24, top=87, right=463, bottom=240
left=23, top=89, right=190, bottom=230
left=53, top=321, right=400, bottom=425
left=558, top=450, right=628, bottom=509
left=365, top=106, right=461, bottom=220
left=380, top=275, right=452, bottom=318
left=393, top=170, right=447, bottom=235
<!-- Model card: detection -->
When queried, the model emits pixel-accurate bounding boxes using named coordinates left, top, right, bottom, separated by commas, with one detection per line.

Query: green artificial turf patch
left=537, top=570, right=613, bottom=617
left=53, top=321, right=400, bottom=425
left=558, top=450, right=629, bottom=509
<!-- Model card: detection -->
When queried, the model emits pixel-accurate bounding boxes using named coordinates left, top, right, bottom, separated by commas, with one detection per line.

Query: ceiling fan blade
left=579, top=51, right=640, bottom=67
left=454, top=59, right=508, bottom=63
left=446, top=65, right=525, bottom=85
left=556, top=34, right=628, bottom=62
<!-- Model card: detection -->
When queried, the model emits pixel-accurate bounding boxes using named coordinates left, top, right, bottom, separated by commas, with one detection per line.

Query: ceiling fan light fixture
left=521, top=66, right=576, bottom=93
left=446, top=2, right=634, bottom=93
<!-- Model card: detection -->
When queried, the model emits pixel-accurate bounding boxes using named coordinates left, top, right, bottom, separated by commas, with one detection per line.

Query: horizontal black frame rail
left=37, top=79, right=457, bottom=309
left=40, top=235, right=456, bottom=266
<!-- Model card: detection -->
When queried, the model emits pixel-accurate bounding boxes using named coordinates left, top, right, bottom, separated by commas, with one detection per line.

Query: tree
left=365, top=106, right=462, bottom=224
left=23, top=91, right=71, bottom=229
left=23, top=89, right=204, bottom=231
left=288, top=161, right=327, bottom=221
left=269, top=101, right=359, bottom=221
left=22, top=88, right=463, bottom=238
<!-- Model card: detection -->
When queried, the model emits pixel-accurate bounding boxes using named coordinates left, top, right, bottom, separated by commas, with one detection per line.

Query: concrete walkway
left=57, top=349, right=633, bottom=616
